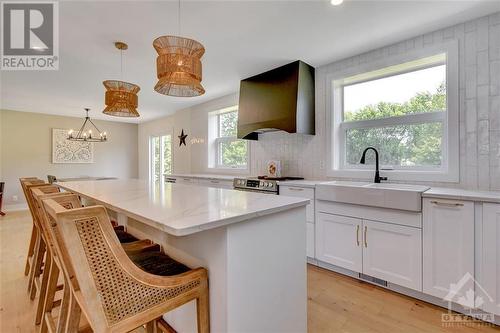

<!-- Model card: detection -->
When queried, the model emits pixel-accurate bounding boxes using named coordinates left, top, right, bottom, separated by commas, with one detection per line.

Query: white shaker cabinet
left=480, top=203, right=500, bottom=316
left=423, top=198, right=475, bottom=300
left=175, top=177, right=198, bottom=185
left=316, top=213, right=362, bottom=272
left=280, top=185, right=315, bottom=258
left=197, top=178, right=233, bottom=189
left=362, top=219, right=422, bottom=291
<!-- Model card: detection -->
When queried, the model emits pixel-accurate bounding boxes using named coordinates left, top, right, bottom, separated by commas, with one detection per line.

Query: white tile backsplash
left=249, top=12, right=500, bottom=191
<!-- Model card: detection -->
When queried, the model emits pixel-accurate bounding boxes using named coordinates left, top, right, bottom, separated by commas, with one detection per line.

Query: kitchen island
left=56, top=179, right=309, bottom=333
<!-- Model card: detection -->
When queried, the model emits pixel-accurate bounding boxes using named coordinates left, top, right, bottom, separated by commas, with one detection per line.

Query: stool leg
left=64, top=292, right=81, bottom=333
left=40, top=259, right=60, bottom=333
left=24, top=226, right=37, bottom=276
left=196, top=288, right=210, bottom=333
left=27, top=233, right=41, bottom=293
left=56, top=283, right=70, bottom=333
left=35, top=251, right=52, bottom=325
left=146, top=320, right=158, bottom=333
left=29, top=238, right=46, bottom=300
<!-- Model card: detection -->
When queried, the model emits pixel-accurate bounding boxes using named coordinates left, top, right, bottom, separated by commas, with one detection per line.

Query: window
left=208, top=106, right=248, bottom=170
left=329, top=43, right=458, bottom=182
left=150, top=134, right=172, bottom=183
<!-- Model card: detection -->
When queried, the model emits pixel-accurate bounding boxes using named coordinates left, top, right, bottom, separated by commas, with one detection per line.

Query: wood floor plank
left=2, top=210, right=499, bottom=333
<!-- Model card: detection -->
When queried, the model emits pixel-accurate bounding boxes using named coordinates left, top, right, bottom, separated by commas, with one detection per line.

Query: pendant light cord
left=120, top=48, right=123, bottom=80
left=178, top=0, right=181, bottom=36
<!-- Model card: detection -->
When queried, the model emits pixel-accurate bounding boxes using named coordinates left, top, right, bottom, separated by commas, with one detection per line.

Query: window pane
left=344, top=65, right=446, bottom=122
left=219, top=140, right=247, bottom=167
left=152, top=136, right=160, bottom=182
left=219, top=111, right=238, bottom=137
left=345, top=122, right=442, bottom=167
left=162, top=135, right=172, bottom=175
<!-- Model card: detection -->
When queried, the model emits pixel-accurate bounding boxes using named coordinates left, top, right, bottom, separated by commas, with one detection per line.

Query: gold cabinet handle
left=288, top=187, right=304, bottom=191
left=364, top=226, right=368, bottom=248
left=430, top=200, right=464, bottom=207
left=356, top=225, right=360, bottom=246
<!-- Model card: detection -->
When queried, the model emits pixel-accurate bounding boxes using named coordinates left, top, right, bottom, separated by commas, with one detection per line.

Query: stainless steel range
left=233, top=178, right=279, bottom=194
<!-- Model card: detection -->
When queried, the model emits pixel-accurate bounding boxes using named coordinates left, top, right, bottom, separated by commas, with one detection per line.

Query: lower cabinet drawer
left=280, top=186, right=314, bottom=222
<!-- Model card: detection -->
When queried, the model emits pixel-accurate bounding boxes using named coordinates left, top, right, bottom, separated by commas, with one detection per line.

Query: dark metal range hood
left=237, top=60, right=315, bottom=140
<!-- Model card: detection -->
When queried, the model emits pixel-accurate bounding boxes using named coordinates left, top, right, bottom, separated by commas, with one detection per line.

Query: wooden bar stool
left=42, top=200, right=210, bottom=333
left=19, top=178, right=46, bottom=276
left=32, top=190, right=160, bottom=330
left=24, top=183, right=61, bottom=299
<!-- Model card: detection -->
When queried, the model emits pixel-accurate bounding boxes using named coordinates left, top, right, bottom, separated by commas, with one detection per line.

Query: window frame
left=149, top=133, right=173, bottom=183
left=326, top=41, right=459, bottom=182
left=208, top=106, right=249, bottom=171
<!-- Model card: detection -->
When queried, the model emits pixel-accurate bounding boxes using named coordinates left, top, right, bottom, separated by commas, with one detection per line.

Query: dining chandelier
left=68, top=108, right=107, bottom=142
left=103, top=42, right=141, bottom=117
left=153, top=0, right=205, bottom=97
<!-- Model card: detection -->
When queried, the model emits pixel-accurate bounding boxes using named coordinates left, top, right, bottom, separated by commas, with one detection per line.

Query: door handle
left=356, top=225, right=360, bottom=246
left=430, top=200, right=464, bottom=207
left=364, top=226, right=368, bottom=248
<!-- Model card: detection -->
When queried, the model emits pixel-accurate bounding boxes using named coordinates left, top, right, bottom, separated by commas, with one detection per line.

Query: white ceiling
left=1, top=0, right=498, bottom=123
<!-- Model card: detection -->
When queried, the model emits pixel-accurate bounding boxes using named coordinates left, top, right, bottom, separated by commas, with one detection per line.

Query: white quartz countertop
left=164, top=173, right=237, bottom=181
left=56, top=179, right=309, bottom=236
left=423, top=187, right=500, bottom=203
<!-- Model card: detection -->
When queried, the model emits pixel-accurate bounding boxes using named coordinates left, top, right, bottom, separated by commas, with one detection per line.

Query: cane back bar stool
left=41, top=200, right=210, bottom=333
left=25, top=182, right=62, bottom=299
left=30, top=188, right=160, bottom=327
left=19, top=178, right=46, bottom=276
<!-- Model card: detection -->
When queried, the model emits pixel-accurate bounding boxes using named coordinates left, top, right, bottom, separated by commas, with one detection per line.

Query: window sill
left=327, top=168, right=459, bottom=183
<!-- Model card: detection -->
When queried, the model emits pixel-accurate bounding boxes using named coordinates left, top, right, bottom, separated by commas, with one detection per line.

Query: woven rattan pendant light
left=103, top=42, right=141, bottom=117
left=153, top=0, right=205, bottom=97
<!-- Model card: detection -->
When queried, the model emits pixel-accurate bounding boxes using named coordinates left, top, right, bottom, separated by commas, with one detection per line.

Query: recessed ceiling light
left=331, top=0, right=344, bottom=5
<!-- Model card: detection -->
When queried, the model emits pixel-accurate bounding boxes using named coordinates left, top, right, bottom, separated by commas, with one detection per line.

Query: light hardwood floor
left=1, top=210, right=499, bottom=333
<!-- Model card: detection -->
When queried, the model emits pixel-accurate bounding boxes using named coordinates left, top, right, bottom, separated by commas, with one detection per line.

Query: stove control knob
left=268, top=182, right=274, bottom=188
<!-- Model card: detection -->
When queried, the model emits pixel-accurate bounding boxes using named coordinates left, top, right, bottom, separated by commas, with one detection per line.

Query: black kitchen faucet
left=360, top=147, right=388, bottom=183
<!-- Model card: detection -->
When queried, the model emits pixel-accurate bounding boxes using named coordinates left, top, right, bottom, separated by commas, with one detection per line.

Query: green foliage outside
left=162, top=135, right=172, bottom=175
left=219, top=111, right=247, bottom=168
left=344, top=83, right=446, bottom=167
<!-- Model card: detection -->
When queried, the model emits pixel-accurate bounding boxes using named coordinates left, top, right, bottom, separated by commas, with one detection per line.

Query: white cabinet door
left=480, top=203, right=500, bottom=315
left=197, top=178, right=233, bottom=189
left=175, top=177, right=198, bottom=185
left=279, top=186, right=314, bottom=222
left=316, top=213, right=362, bottom=272
left=362, top=219, right=422, bottom=291
left=423, top=199, right=474, bottom=301
left=306, top=222, right=315, bottom=259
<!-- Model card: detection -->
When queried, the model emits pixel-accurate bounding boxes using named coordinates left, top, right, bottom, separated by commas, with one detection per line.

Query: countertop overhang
left=56, top=179, right=309, bottom=236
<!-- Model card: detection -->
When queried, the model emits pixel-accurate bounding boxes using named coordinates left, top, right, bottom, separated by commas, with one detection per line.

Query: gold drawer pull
left=364, top=226, right=368, bottom=248
left=288, top=187, right=304, bottom=191
left=430, top=200, right=464, bottom=207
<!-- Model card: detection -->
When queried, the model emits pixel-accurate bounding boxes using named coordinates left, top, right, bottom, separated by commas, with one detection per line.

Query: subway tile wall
left=250, top=12, right=500, bottom=191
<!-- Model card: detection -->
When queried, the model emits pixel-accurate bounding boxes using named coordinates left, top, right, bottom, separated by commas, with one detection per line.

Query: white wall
left=0, top=109, right=138, bottom=208
left=138, top=12, right=500, bottom=191
left=138, top=108, right=192, bottom=180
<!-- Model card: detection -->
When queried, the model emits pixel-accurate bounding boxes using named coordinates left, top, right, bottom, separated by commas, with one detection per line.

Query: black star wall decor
left=178, top=129, right=188, bottom=147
